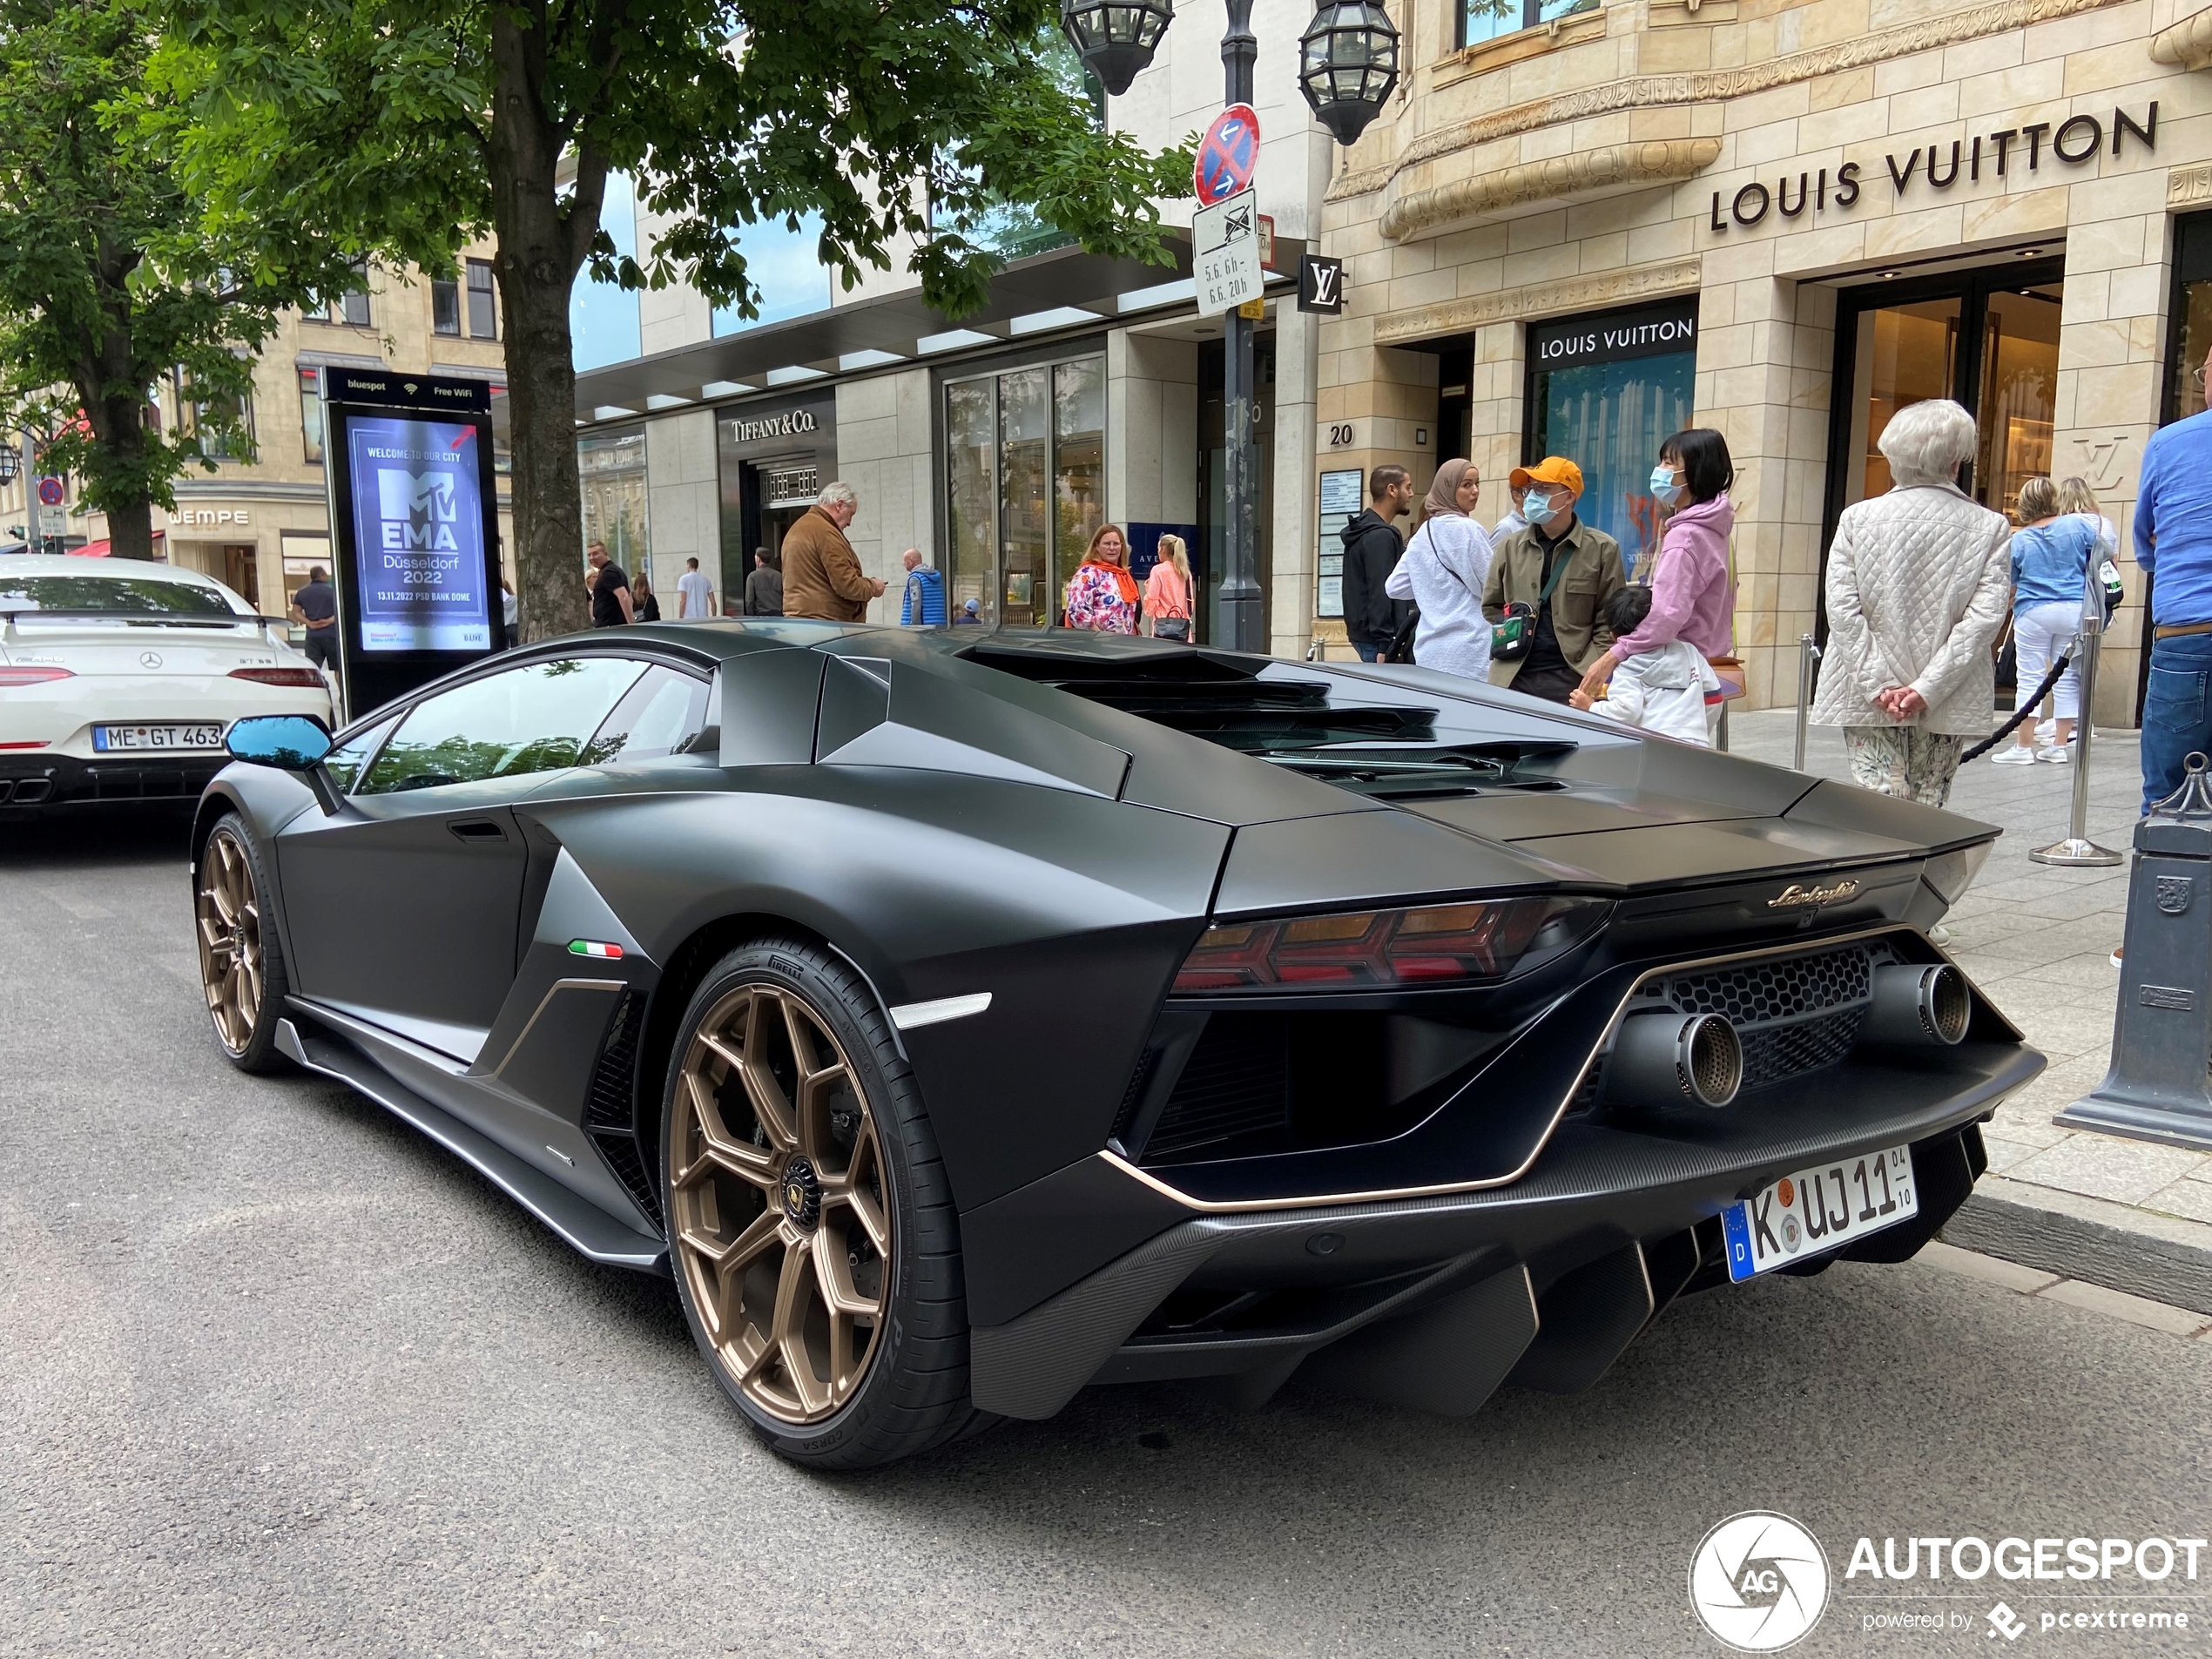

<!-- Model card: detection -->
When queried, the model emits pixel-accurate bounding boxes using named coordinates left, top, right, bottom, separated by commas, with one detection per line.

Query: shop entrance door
left=1827, top=258, right=2064, bottom=529
left=220, top=543, right=260, bottom=612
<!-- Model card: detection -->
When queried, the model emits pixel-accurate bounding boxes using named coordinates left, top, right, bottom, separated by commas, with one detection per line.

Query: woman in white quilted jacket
left=1811, top=398, right=2011, bottom=810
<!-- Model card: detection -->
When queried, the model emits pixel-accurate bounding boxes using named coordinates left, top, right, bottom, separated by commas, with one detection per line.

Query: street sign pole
left=1220, top=0, right=1263, bottom=653
left=34, top=468, right=64, bottom=556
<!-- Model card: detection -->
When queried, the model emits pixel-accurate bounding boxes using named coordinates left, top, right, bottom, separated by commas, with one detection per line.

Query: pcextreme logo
left=1689, top=1512, right=1831, bottom=1651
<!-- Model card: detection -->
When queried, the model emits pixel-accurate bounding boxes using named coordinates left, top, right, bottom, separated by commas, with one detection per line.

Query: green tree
left=158, top=0, right=1190, bottom=639
left=0, top=0, right=340, bottom=561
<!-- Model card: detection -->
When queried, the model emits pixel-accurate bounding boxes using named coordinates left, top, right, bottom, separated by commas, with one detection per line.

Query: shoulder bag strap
left=1534, top=542, right=1573, bottom=609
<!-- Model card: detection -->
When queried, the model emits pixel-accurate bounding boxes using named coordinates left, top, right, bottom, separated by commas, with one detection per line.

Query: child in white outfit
left=1569, top=585, right=1720, bottom=746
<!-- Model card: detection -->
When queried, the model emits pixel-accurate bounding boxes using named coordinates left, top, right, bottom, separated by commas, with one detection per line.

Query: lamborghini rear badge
left=1765, top=879, right=1859, bottom=911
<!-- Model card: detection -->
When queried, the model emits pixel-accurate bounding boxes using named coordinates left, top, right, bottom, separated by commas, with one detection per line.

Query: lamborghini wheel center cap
left=780, top=1156, right=822, bottom=1230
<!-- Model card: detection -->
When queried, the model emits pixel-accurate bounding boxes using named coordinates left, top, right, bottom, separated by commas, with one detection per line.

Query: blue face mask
left=1522, top=489, right=1557, bottom=527
left=1651, top=465, right=1686, bottom=506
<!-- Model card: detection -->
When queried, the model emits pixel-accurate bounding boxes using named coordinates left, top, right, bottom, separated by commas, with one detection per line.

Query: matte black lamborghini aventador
left=190, top=621, right=2041, bottom=1467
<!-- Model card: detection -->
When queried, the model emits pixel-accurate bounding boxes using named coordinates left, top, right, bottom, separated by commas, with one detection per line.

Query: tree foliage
left=0, top=0, right=341, bottom=559
left=158, top=0, right=1192, bottom=637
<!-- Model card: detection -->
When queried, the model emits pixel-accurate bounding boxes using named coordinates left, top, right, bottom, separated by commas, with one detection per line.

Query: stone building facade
left=571, top=1, right=1339, bottom=657
left=3, top=249, right=512, bottom=621
left=1316, top=0, right=2212, bottom=716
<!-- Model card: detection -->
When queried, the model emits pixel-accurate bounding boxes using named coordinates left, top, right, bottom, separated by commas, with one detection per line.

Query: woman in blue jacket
left=1995, top=475, right=2095, bottom=765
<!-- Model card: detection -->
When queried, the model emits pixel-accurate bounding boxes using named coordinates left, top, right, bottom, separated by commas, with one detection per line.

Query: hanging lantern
left=1059, top=0, right=1176, bottom=96
left=0, top=444, right=18, bottom=485
left=1298, top=1, right=1400, bottom=146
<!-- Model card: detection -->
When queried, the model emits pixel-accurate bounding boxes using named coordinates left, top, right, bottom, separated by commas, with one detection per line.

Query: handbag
left=1153, top=616, right=1190, bottom=641
left=1492, top=546, right=1573, bottom=661
left=1385, top=608, right=1420, bottom=664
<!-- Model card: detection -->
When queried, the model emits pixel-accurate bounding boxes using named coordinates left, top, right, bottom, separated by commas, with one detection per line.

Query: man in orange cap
left=1482, top=456, right=1627, bottom=704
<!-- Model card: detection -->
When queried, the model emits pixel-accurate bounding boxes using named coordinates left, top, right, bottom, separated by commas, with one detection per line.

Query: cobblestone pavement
left=1726, top=710, right=2212, bottom=1232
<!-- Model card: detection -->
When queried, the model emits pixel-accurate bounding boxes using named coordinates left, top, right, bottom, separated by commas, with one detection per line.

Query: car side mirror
left=226, top=714, right=333, bottom=769
left=226, top=714, right=343, bottom=814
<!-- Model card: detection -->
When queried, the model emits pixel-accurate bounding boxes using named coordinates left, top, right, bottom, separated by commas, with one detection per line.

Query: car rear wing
left=1, top=607, right=296, bottom=636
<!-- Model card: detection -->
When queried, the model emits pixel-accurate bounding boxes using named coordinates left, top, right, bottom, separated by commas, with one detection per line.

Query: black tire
left=661, top=937, right=993, bottom=1469
left=193, top=812, right=295, bottom=1075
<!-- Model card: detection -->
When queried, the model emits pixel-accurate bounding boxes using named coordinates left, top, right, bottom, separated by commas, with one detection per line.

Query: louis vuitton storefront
left=1317, top=0, right=2212, bottom=716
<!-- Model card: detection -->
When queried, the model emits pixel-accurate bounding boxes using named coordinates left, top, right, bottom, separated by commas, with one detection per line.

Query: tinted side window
left=358, top=658, right=646, bottom=795
left=326, top=714, right=398, bottom=792
left=582, top=666, right=711, bottom=765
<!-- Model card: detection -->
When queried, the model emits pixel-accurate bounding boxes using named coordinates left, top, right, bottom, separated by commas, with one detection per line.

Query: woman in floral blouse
left=1063, top=523, right=1141, bottom=633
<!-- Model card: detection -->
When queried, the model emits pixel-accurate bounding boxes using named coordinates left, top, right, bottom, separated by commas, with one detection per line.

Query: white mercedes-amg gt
left=1, top=556, right=332, bottom=814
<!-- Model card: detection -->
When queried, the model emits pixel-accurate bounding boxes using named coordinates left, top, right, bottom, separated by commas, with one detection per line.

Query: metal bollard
left=1792, top=632, right=1821, bottom=772
left=2056, top=753, right=2212, bottom=1150
left=2029, top=594, right=2121, bottom=867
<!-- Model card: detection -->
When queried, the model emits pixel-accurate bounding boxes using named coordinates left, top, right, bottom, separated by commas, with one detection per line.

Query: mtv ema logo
left=377, top=469, right=460, bottom=550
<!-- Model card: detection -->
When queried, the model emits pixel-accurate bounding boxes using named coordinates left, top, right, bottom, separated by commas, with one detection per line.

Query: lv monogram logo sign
left=1298, top=254, right=1345, bottom=315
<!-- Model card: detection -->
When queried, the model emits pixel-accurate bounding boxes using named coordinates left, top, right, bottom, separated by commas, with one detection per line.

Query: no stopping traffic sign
left=1194, top=104, right=1261, bottom=206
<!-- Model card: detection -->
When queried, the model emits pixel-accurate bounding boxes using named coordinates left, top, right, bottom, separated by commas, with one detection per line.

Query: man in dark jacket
left=1340, top=464, right=1414, bottom=661
left=743, top=547, right=784, bottom=616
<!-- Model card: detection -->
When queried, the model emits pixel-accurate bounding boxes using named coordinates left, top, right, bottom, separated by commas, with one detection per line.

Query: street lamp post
left=1218, top=0, right=1264, bottom=654
left=1062, top=0, right=1397, bottom=656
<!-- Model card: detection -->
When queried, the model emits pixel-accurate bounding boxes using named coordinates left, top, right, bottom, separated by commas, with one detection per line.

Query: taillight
left=0, top=665, right=73, bottom=686
left=229, top=667, right=328, bottom=687
left=1172, top=896, right=1608, bottom=995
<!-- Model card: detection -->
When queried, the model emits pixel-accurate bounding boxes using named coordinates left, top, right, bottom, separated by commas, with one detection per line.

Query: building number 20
left=1326, top=423, right=1355, bottom=448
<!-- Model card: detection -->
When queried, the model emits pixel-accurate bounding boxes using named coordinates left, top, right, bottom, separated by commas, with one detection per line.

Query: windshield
left=0, top=574, right=237, bottom=617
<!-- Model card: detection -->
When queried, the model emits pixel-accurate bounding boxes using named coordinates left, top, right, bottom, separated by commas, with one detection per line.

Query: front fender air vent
left=585, top=990, right=659, bottom=1227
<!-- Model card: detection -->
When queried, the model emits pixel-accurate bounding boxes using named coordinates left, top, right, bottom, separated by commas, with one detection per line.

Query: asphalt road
left=4, top=810, right=2209, bottom=1659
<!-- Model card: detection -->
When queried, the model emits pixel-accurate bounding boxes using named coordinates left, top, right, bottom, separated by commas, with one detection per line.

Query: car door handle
left=448, top=818, right=508, bottom=843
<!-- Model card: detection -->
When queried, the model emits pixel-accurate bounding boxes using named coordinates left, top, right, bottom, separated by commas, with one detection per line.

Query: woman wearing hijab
left=1383, top=458, right=1495, bottom=678
left=1064, top=523, right=1141, bottom=633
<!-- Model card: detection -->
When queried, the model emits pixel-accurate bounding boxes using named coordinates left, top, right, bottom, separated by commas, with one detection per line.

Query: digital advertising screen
left=345, top=413, right=495, bottom=654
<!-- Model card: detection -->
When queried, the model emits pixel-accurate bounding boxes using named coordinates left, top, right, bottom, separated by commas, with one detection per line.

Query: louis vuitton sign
left=1709, top=103, right=2157, bottom=233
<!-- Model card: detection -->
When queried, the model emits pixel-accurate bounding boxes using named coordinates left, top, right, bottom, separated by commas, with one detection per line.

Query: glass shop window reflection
left=941, top=354, right=1105, bottom=628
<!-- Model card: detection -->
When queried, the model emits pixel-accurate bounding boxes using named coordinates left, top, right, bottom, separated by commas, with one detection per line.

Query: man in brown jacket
left=780, top=482, right=885, bottom=622
left=1481, top=456, right=1627, bottom=704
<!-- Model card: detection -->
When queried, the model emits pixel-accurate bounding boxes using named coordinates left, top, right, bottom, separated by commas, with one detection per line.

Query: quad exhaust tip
left=1865, top=961, right=1971, bottom=1047
left=1608, top=1010, right=1743, bottom=1110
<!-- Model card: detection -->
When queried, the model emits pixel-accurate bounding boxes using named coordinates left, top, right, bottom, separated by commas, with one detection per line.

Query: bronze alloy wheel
left=668, top=981, right=893, bottom=1425
left=197, top=825, right=266, bottom=1056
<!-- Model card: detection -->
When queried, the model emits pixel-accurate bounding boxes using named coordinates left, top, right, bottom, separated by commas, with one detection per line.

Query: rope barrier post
left=1792, top=632, right=1819, bottom=772
left=2056, top=752, right=2212, bottom=1150
left=2030, top=577, right=2122, bottom=868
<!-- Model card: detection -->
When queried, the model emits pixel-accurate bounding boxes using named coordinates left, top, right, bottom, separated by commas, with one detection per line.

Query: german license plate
left=1721, top=1143, right=1919, bottom=1281
left=93, top=724, right=226, bottom=752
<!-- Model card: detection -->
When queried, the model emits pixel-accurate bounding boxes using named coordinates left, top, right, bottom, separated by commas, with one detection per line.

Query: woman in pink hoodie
left=1575, top=428, right=1737, bottom=710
